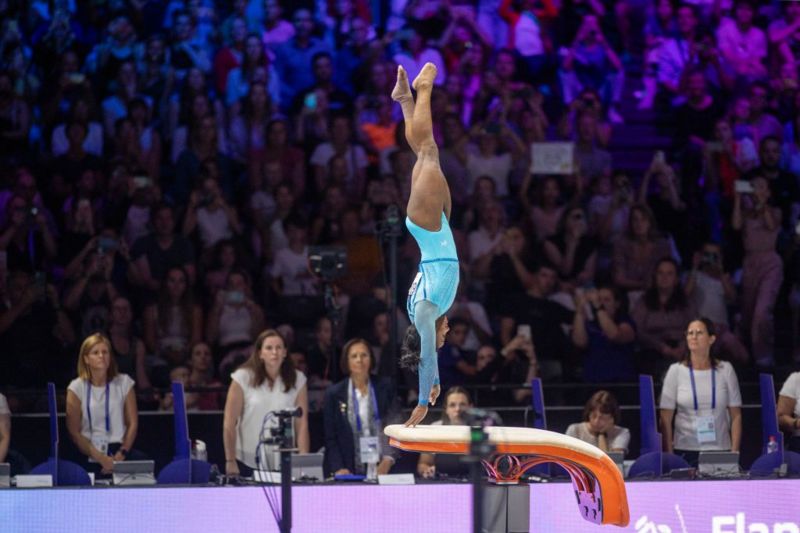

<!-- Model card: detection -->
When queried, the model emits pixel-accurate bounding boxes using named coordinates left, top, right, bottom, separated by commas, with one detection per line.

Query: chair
left=627, top=451, right=689, bottom=479
left=29, top=383, right=91, bottom=486
left=156, top=382, right=212, bottom=485
left=632, top=375, right=688, bottom=477
left=749, top=374, right=800, bottom=476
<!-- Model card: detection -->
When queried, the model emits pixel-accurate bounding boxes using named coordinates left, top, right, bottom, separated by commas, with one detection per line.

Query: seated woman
left=566, top=390, right=630, bottom=456
left=108, top=296, right=151, bottom=392
left=0, top=392, right=30, bottom=476
left=631, top=257, right=697, bottom=378
left=323, top=338, right=399, bottom=478
left=572, top=284, right=637, bottom=383
left=660, top=318, right=742, bottom=468
left=778, top=371, right=800, bottom=453
left=223, top=329, right=309, bottom=476
left=417, top=386, right=473, bottom=479
left=65, top=333, right=140, bottom=474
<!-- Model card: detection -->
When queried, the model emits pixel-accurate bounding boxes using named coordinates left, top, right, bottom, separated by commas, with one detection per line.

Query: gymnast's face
left=435, top=316, right=450, bottom=349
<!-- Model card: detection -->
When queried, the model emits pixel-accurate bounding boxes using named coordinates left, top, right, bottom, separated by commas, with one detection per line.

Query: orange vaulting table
left=384, top=424, right=630, bottom=527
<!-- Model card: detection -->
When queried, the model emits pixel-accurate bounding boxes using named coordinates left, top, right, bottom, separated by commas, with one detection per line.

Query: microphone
left=272, top=407, right=303, bottom=418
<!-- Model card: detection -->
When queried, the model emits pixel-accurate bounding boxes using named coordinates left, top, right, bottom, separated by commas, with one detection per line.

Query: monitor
left=112, top=460, right=156, bottom=486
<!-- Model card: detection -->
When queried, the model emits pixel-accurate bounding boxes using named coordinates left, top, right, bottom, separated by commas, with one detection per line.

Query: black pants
left=82, top=442, right=148, bottom=476
left=673, top=449, right=700, bottom=468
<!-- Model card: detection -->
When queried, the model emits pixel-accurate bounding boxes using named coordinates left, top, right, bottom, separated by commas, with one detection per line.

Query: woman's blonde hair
left=76, top=332, right=119, bottom=381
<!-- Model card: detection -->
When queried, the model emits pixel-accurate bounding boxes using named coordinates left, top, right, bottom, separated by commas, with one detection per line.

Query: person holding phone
left=732, top=175, right=782, bottom=368
left=392, top=63, right=459, bottom=427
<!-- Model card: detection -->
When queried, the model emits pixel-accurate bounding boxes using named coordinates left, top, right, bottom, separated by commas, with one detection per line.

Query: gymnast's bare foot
left=391, top=65, right=413, bottom=103
left=412, top=62, right=438, bottom=91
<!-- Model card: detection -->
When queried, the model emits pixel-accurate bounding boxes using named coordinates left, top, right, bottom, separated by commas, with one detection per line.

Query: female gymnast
left=392, top=63, right=459, bottom=427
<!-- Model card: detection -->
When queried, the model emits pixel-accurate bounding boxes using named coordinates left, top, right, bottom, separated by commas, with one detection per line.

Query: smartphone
left=303, top=92, right=317, bottom=111
left=517, top=324, right=532, bottom=340
left=734, top=180, right=754, bottom=194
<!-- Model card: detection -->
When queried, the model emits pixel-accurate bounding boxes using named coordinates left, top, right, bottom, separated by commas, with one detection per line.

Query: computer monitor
left=291, top=453, right=324, bottom=482
left=606, top=452, right=625, bottom=475
left=698, top=451, right=740, bottom=478
left=112, top=460, right=156, bottom=486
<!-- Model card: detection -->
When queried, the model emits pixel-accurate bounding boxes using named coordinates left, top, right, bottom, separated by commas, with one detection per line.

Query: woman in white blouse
left=223, top=329, right=309, bottom=476
left=660, top=318, right=742, bottom=467
left=66, top=333, right=139, bottom=474
left=778, top=371, right=800, bottom=453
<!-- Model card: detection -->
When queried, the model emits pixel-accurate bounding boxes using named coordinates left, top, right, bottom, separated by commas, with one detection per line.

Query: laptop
left=291, top=453, right=324, bottom=482
left=0, top=463, right=9, bottom=488
left=698, top=451, right=740, bottom=478
left=112, top=460, right=156, bottom=486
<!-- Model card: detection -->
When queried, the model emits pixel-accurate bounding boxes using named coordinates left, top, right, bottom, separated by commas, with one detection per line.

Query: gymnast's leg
left=391, top=65, right=419, bottom=154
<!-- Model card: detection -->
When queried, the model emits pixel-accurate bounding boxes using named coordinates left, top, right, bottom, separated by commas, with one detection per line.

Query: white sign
left=531, top=142, right=575, bottom=175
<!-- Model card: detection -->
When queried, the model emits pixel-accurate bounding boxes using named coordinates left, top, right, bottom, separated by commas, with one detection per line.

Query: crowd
left=0, top=0, right=800, bottom=474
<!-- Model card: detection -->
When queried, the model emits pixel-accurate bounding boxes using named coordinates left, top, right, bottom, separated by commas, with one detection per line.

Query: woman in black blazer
left=323, top=338, right=399, bottom=477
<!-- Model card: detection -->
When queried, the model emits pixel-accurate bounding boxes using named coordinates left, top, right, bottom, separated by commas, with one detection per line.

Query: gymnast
left=392, top=62, right=459, bottom=427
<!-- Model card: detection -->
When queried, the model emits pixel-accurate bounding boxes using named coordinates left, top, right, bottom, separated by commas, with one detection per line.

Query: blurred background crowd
left=0, top=0, right=799, bottom=425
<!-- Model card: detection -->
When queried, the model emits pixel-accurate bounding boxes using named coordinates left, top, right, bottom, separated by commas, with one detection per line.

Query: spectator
left=486, top=225, right=537, bottom=313
left=306, top=316, right=342, bottom=387
left=130, top=203, right=196, bottom=292
left=294, top=51, right=350, bottom=115
left=498, top=262, right=573, bottom=380
left=0, top=70, right=31, bottom=162
left=748, top=83, right=783, bottom=143
left=225, top=33, right=280, bottom=110
left=207, top=269, right=266, bottom=368
left=223, top=329, right=309, bottom=476
left=467, top=201, right=506, bottom=284
left=768, top=2, right=800, bottom=74
left=567, top=390, right=630, bottom=456
left=169, top=91, right=228, bottom=164
left=323, top=338, right=399, bottom=477
left=213, top=16, right=247, bottom=95
left=182, top=176, right=243, bottom=254
left=631, top=257, right=697, bottom=378
left=519, top=175, right=565, bottom=243
left=0, top=271, right=74, bottom=387
left=126, top=98, right=162, bottom=181
left=0, top=195, right=57, bottom=273
left=0, top=392, right=29, bottom=476
left=560, top=14, right=624, bottom=122
left=543, top=205, right=597, bottom=290
left=50, top=99, right=103, bottom=157
left=62, top=250, right=117, bottom=337
left=747, top=136, right=800, bottom=235
left=638, top=0, right=678, bottom=110
left=108, top=296, right=151, bottom=392
left=499, top=0, right=557, bottom=79
left=716, top=0, right=767, bottom=83
left=466, top=125, right=514, bottom=198
left=262, top=118, right=306, bottom=196
left=574, top=113, right=613, bottom=182
left=142, top=266, right=203, bottom=367
left=187, top=341, right=223, bottom=410
left=572, top=284, right=637, bottom=383
left=417, top=386, right=473, bottom=478
left=612, top=204, right=674, bottom=294
left=732, top=176, right=782, bottom=368
left=273, top=8, right=331, bottom=109
left=660, top=318, right=742, bottom=468
left=169, top=9, right=212, bottom=79
left=393, top=27, right=447, bottom=88
left=778, top=371, right=800, bottom=453
left=261, top=0, right=295, bottom=50
left=65, top=333, right=142, bottom=474
left=674, top=69, right=726, bottom=154
left=310, top=115, right=368, bottom=199
left=703, top=118, right=758, bottom=204
left=173, top=114, right=236, bottom=205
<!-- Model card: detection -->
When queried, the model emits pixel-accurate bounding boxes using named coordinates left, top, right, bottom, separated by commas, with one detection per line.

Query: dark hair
left=759, top=135, right=781, bottom=150
left=440, top=386, right=473, bottom=425
left=399, top=324, right=421, bottom=370
left=643, top=257, right=687, bottom=311
left=595, top=282, right=628, bottom=318
left=680, top=317, right=720, bottom=367
left=339, top=337, right=376, bottom=375
left=583, top=390, right=621, bottom=424
left=626, top=203, right=661, bottom=241
left=240, top=329, right=297, bottom=391
left=311, top=51, right=333, bottom=66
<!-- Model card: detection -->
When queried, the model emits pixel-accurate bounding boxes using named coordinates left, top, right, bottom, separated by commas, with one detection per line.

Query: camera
left=308, top=246, right=347, bottom=282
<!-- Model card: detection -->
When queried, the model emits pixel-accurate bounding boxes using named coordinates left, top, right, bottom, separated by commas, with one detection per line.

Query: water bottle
left=767, top=435, right=778, bottom=454
left=366, top=461, right=377, bottom=481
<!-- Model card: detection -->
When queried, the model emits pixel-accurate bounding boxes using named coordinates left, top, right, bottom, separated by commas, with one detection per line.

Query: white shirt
left=0, top=393, right=9, bottom=416
left=467, top=226, right=503, bottom=264
left=309, top=143, right=368, bottom=194
left=270, top=246, right=316, bottom=296
left=716, top=18, right=767, bottom=72
left=779, top=372, right=800, bottom=437
left=660, top=361, right=742, bottom=451
left=196, top=206, right=232, bottom=249
left=565, top=422, right=630, bottom=455
left=67, top=374, right=135, bottom=443
left=231, top=367, right=307, bottom=468
left=51, top=122, right=104, bottom=156
left=692, top=271, right=729, bottom=327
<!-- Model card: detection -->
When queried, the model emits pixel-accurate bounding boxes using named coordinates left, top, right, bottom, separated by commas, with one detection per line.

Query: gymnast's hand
left=404, top=405, right=428, bottom=427
left=429, top=384, right=440, bottom=407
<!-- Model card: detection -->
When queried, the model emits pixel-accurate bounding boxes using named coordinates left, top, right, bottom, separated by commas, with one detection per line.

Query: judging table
left=1, top=478, right=799, bottom=532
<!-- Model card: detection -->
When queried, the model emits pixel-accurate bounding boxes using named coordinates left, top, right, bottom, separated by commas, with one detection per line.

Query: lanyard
left=351, top=380, right=380, bottom=434
left=86, top=381, right=110, bottom=433
left=688, top=364, right=715, bottom=411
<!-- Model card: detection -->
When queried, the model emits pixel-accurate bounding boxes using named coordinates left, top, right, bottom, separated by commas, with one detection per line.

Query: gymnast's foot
left=391, top=65, right=413, bottom=103
left=412, top=62, right=438, bottom=91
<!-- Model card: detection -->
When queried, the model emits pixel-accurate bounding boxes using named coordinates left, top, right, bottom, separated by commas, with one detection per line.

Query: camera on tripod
left=308, top=246, right=347, bottom=282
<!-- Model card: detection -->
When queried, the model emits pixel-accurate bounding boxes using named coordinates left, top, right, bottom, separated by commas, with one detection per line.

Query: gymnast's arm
left=414, top=300, right=440, bottom=408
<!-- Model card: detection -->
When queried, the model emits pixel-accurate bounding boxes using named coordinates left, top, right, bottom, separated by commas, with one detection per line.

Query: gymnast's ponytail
left=399, top=324, right=421, bottom=370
